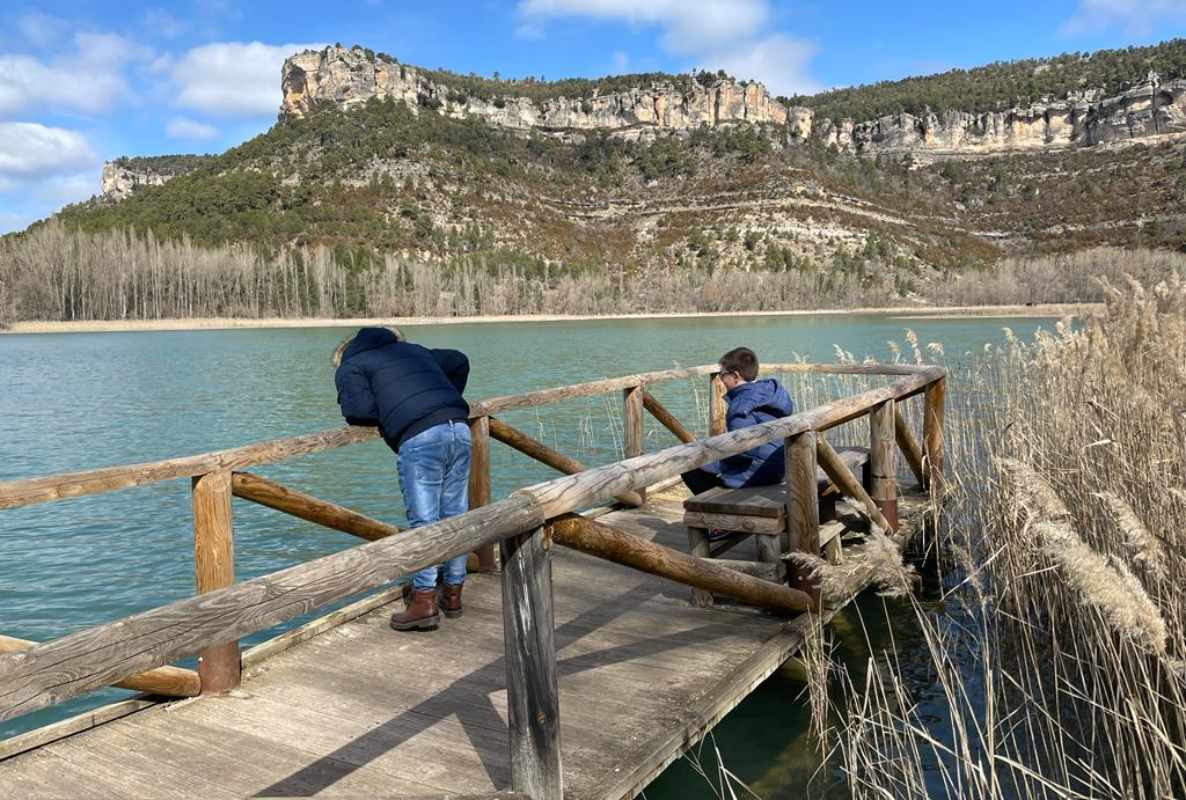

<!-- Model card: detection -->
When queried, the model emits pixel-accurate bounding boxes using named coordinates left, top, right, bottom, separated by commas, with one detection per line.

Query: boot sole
left=390, top=614, right=440, bottom=631
left=443, top=608, right=463, bottom=619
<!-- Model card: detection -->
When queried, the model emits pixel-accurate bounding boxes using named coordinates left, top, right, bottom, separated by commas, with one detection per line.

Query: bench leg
left=756, top=533, right=785, bottom=583
left=824, top=536, right=843, bottom=565
left=686, top=526, right=714, bottom=608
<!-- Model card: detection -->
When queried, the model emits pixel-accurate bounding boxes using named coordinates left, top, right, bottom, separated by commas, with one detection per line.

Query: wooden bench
left=682, top=447, right=870, bottom=604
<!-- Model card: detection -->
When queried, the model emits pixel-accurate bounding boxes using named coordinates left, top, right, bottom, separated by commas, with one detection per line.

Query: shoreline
left=1, top=303, right=1098, bottom=335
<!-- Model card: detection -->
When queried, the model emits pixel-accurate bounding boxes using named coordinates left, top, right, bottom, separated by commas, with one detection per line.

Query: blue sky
left=2, top=0, right=1185, bottom=234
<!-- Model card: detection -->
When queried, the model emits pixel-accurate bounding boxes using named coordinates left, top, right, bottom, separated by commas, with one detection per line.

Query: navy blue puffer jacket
left=334, top=328, right=470, bottom=452
left=718, top=378, right=795, bottom=488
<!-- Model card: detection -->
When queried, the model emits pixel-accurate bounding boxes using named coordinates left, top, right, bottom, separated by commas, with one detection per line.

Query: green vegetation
left=111, top=154, right=216, bottom=175
left=787, top=38, right=1186, bottom=120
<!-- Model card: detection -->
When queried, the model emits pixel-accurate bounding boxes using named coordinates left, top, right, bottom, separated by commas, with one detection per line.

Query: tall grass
left=831, top=275, right=1186, bottom=799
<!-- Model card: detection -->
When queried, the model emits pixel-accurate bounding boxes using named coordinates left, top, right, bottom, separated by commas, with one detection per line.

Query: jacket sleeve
left=432, top=349, right=470, bottom=394
left=335, top=363, right=380, bottom=426
left=719, top=404, right=757, bottom=471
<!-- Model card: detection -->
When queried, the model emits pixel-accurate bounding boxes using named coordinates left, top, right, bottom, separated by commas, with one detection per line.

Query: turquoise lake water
left=0, top=312, right=1056, bottom=794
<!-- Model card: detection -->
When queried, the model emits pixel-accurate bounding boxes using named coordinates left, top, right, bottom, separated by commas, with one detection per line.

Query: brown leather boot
left=441, top=583, right=464, bottom=619
left=390, top=589, right=440, bottom=631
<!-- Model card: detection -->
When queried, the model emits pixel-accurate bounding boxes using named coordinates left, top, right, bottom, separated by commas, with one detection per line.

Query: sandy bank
left=2, top=303, right=1098, bottom=335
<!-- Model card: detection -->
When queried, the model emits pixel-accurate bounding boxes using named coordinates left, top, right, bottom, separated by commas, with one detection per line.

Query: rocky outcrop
left=100, top=162, right=174, bottom=200
left=804, top=73, right=1186, bottom=156
left=280, top=46, right=788, bottom=137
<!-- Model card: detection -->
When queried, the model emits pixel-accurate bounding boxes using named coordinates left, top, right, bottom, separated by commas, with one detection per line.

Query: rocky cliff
left=280, top=45, right=788, bottom=137
left=804, top=73, right=1186, bottom=156
left=100, top=161, right=174, bottom=200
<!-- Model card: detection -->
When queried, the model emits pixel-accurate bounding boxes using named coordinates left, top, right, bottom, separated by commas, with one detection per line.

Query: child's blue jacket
left=714, top=378, right=795, bottom=488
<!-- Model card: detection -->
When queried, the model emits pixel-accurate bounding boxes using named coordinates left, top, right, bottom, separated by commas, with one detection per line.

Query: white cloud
left=1062, top=0, right=1186, bottom=35
left=171, top=41, right=323, bottom=117
left=517, top=0, right=817, bottom=95
left=702, top=34, right=819, bottom=97
left=166, top=116, right=220, bottom=140
left=0, top=123, right=97, bottom=179
left=0, top=32, right=150, bottom=116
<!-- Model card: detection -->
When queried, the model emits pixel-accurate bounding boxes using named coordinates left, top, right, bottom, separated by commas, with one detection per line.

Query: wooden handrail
left=0, top=636, right=199, bottom=698
left=642, top=391, right=695, bottom=444
left=232, top=471, right=400, bottom=541
left=0, top=363, right=940, bottom=511
left=0, top=364, right=944, bottom=724
left=894, top=406, right=927, bottom=487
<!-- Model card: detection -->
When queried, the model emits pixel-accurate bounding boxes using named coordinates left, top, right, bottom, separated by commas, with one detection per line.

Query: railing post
left=469, top=415, right=497, bottom=572
left=708, top=373, right=727, bottom=436
left=501, top=526, right=562, bottom=799
left=623, top=385, right=645, bottom=504
left=870, top=400, right=899, bottom=532
left=192, top=469, right=240, bottom=693
left=785, top=431, right=820, bottom=601
left=923, top=377, right=946, bottom=495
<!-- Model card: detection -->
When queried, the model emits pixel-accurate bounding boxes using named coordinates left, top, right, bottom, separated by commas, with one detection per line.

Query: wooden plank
left=0, top=494, right=545, bottom=722
left=0, top=636, right=199, bottom=699
left=0, top=697, right=157, bottom=762
left=642, top=391, right=695, bottom=444
left=711, top=559, right=781, bottom=581
left=681, top=510, right=784, bottom=535
left=682, top=448, right=868, bottom=517
left=549, top=515, right=811, bottom=613
left=500, top=527, right=562, bottom=800
left=489, top=417, right=642, bottom=508
left=469, top=415, right=498, bottom=572
left=708, top=374, right=727, bottom=436
left=923, top=376, right=946, bottom=494
left=623, top=386, right=645, bottom=505
left=869, top=400, right=899, bottom=532
left=193, top=470, right=240, bottom=694
left=231, top=471, right=398, bottom=541
left=894, top=404, right=926, bottom=488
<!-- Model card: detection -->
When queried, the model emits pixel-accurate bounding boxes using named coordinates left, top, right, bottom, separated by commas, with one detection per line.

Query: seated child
left=682, top=347, right=795, bottom=495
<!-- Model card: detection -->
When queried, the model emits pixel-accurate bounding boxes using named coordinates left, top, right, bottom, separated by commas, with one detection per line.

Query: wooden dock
left=0, top=362, right=945, bottom=799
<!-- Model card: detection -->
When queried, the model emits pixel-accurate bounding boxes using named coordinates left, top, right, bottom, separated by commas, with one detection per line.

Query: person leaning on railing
left=332, top=326, right=472, bottom=632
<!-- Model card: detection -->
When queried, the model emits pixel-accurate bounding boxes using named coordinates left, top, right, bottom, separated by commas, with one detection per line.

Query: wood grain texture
left=232, top=471, right=399, bottom=541
left=711, top=559, right=781, bottom=581
left=894, top=405, right=926, bottom=488
left=500, top=527, right=562, bottom=800
left=923, top=377, right=946, bottom=494
left=642, top=391, right=695, bottom=444
left=708, top=374, right=727, bottom=437
left=685, top=526, right=715, bottom=608
left=786, top=432, right=820, bottom=556
left=681, top=511, right=784, bottom=535
left=468, top=416, right=498, bottom=572
left=623, top=386, right=646, bottom=505
left=489, top=417, right=643, bottom=508
left=192, top=470, right=239, bottom=694
left=549, top=515, right=811, bottom=613
left=869, top=400, right=899, bottom=532
left=0, top=697, right=157, bottom=762
left=0, top=637, right=198, bottom=698
left=0, top=494, right=545, bottom=722
left=815, top=438, right=892, bottom=534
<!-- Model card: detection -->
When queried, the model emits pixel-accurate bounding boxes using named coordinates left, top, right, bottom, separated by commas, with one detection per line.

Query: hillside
left=4, top=39, right=1185, bottom=324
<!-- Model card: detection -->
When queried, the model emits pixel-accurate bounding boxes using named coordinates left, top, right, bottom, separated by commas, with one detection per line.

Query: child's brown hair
left=719, top=347, right=759, bottom=381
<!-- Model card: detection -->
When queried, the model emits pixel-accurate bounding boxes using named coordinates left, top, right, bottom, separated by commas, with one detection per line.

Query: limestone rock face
left=100, top=162, right=173, bottom=200
left=801, top=73, right=1186, bottom=156
left=280, top=46, right=789, bottom=134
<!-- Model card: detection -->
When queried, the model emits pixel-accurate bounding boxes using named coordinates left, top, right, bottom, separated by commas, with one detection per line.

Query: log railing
left=0, top=362, right=945, bottom=800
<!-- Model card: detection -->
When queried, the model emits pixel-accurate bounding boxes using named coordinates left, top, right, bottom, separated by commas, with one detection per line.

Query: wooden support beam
left=549, top=514, right=815, bottom=613
left=0, top=636, right=199, bottom=698
left=816, top=437, right=892, bottom=534
left=786, top=431, right=820, bottom=601
left=623, top=386, right=646, bottom=505
left=712, top=559, right=781, bottom=581
left=894, top=405, right=927, bottom=488
left=708, top=374, right=727, bottom=437
left=923, top=377, right=946, bottom=494
left=488, top=417, right=643, bottom=508
left=642, top=391, right=695, bottom=444
left=192, top=470, right=240, bottom=694
left=870, top=400, right=899, bottom=532
left=232, top=471, right=399, bottom=541
left=469, top=416, right=498, bottom=572
left=501, top=527, right=562, bottom=800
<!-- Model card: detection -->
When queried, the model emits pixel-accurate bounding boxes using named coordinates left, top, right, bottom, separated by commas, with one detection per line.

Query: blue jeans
left=397, top=420, right=472, bottom=590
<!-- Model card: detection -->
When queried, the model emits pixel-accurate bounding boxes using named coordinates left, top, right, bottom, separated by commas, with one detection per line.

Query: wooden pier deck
left=0, top=485, right=930, bottom=799
left=0, top=362, right=945, bottom=800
